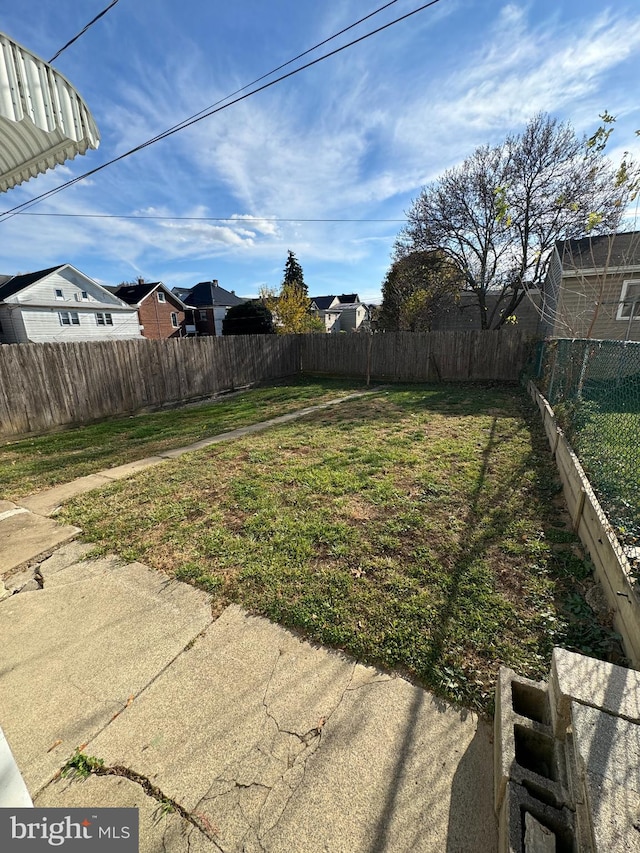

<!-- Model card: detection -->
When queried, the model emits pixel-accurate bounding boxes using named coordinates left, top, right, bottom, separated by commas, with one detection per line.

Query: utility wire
left=135, top=0, right=403, bottom=143
left=0, top=0, right=442, bottom=223
left=49, top=0, right=120, bottom=63
left=14, top=212, right=405, bottom=222
left=7, top=0, right=402, bottom=220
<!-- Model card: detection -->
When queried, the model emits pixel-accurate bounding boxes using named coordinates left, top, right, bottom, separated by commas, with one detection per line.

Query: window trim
left=157, top=291, right=166, bottom=303
left=170, top=312, right=178, bottom=328
left=95, top=312, right=114, bottom=326
left=199, top=309, right=207, bottom=321
left=54, top=288, right=64, bottom=300
left=617, top=280, right=640, bottom=320
left=59, top=311, right=80, bottom=326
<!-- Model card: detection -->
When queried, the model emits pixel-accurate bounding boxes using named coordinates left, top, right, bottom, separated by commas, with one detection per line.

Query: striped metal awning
left=0, top=32, right=100, bottom=192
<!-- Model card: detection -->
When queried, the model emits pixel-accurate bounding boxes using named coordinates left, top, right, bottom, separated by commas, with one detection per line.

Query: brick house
left=113, top=280, right=195, bottom=339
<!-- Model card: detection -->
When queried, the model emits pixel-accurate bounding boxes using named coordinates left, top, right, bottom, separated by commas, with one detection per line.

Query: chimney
left=137, top=276, right=144, bottom=285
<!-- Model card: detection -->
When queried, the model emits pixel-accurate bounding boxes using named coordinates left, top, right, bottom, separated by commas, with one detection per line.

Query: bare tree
left=397, top=113, right=629, bottom=329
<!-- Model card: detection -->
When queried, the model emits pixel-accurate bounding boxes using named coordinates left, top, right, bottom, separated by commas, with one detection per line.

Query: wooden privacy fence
left=0, top=330, right=536, bottom=437
left=301, top=329, right=535, bottom=383
left=0, top=336, right=300, bottom=437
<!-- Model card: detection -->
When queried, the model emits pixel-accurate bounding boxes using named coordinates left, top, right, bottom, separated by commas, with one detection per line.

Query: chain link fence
left=533, top=338, right=640, bottom=577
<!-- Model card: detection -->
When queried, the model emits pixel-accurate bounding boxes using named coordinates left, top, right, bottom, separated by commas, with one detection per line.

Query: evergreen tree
left=379, top=250, right=464, bottom=331
left=282, top=250, right=307, bottom=296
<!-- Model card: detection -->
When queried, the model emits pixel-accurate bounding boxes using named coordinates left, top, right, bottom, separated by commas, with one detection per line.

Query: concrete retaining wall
left=528, top=381, right=640, bottom=667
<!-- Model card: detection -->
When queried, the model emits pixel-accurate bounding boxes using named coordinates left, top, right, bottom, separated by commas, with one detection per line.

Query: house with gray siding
left=0, top=265, right=142, bottom=344
left=540, top=232, right=640, bottom=341
left=174, top=280, right=247, bottom=336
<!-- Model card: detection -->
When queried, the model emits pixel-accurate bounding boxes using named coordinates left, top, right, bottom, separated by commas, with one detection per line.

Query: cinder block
left=524, top=813, right=556, bottom=853
left=498, top=781, right=576, bottom=853
left=570, top=700, right=640, bottom=852
left=495, top=668, right=569, bottom=814
left=549, top=649, right=640, bottom=737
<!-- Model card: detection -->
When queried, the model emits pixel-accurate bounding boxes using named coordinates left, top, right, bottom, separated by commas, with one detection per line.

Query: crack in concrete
left=88, top=763, right=226, bottom=851
left=190, top=654, right=368, bottom=849
left=249, top=653, right=360, bottom=844
left=192, top=654, right=360, bottom=849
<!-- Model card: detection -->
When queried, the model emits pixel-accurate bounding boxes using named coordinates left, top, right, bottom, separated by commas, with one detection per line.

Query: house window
left=55, top=288, right=64, bottom=300
left=617, top=281, right=640, bottom=320
left=171, top=312, right=178, bottom=328
left=59, top=311, right=80, bottom=325
left=199, top=310, right=207, bottom=321
left=81, top=290, right=89, bottom=300
left=157, top=291, right=166, bottom=303
left=95, top=312, right=114, bottom=326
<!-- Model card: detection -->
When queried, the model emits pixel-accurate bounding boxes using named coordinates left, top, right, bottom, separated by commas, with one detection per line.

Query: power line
left=5, top=0, right=402, bottom=221
left=14, top=212, right=405, bottom=222
left=0, top=0, right=443, bottom=223
left=141, top=0, right=403, bottom=140
left=49, top=0, right=120, bottom=63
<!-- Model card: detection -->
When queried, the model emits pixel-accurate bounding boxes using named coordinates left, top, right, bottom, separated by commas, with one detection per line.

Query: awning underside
left=0, top=32, right=100, bottom=192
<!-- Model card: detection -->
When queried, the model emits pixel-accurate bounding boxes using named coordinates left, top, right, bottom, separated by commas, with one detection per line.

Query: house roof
left=113, top=282, right=160, bottom=304
left=311, top=294, right=362, bottom=310
left=0, top=265, right=63, bottom=300
left=182, top=282, right=246, bottom=308
left=310, top=296, right=337, bottom=310
left=559, top=232, right=640, bottom=269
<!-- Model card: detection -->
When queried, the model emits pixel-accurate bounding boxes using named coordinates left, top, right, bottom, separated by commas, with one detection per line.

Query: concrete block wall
left=527, top=381, right=640, bottom=667
left=495, top=648, right=640, bottom=852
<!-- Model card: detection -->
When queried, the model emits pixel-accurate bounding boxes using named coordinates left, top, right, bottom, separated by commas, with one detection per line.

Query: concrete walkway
left=0, top=395, right=498, bottom=852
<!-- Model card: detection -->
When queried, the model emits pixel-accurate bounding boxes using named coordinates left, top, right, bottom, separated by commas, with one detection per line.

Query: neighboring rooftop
left=180, top=281, right=246, bottom=308
left=311, top=294, right=362, bottom=310
left=559, top=231, right=640, bottom=269
left=113, top=281, right=162, bottom=305
left=0, top=266, right=63, bottom=300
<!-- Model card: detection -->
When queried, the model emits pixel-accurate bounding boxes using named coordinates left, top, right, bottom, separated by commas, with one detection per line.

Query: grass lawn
left=573, top=411, right=640, bottom=534
left=0, top=377, right=362, bottom=500
left=60, top=384, right=620, bottom=713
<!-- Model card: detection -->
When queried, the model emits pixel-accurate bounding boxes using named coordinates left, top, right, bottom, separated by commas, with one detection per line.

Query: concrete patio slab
left=35, top=775, right=211, bottom=853
left=0, top=508, right=81, bottom=576
left=54, top=605, right=496, bottom=852
left=0, top=556, right=212, bottom=794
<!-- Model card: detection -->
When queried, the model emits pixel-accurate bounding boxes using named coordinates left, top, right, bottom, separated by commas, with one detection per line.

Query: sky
left=2, top=0, right=640, bottom=303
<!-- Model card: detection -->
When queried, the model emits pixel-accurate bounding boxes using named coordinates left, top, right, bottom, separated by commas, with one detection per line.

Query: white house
left=310, top=294, right=370, bottom=333
left=0, top=264, right=143, bottom=343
